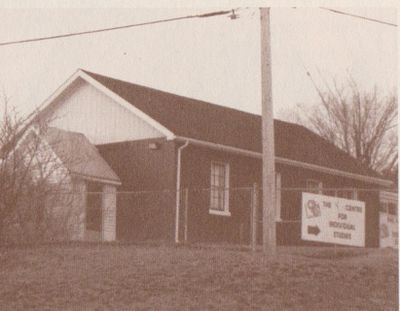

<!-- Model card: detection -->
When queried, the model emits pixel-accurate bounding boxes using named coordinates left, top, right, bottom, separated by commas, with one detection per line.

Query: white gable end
left=48, top=78, right=164, bottom=144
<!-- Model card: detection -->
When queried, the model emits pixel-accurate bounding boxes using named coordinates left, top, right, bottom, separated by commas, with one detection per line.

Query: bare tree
left=0, top=96, right=78, bottom=244
left=297, top=76, right=397, bottom=174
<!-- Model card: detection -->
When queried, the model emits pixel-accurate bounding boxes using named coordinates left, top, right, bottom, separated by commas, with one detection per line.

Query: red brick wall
left=97, top=138, right=177, bottom=241
left=180, top=145, right=261, bottom=244
left=180, top=145, right=382, bottom=247
left=98, top=140, right=382, bottom=247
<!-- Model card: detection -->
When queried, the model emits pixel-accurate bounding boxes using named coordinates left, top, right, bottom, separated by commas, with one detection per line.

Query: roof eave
left=175, top=136, right=392, bottom=187
left=71, top=172, right=122, bottom=186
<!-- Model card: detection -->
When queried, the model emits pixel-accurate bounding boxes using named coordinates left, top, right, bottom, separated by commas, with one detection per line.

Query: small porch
left=45, top=127, right=121, bottom=242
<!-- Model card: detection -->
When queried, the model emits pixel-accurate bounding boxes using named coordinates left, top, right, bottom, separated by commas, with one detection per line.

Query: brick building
left=34, top=69, right=394, bottom=247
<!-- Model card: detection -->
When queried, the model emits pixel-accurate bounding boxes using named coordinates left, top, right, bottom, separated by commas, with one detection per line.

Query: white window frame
left=209, top=161, right=231, bottom=216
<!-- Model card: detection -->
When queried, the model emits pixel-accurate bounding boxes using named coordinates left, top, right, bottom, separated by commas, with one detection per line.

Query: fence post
left=251, top=183, right=259, bottom=251
left=239, top=223, right=244, bottom=245
left=184, top=188, right=189, bottom=244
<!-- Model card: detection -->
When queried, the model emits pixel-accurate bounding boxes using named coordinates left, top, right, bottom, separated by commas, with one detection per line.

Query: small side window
left=209, top=162, right=230, bottom=216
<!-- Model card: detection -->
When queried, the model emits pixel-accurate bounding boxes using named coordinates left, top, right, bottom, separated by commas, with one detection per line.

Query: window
left=306, top=179, right=322, bottom=194
left=337, top=190, right=357, bottom=200
left=323, top=190, right=336, bottom=197
left=210, top=162, right=230, bottom=216
left=323, top=189, right=357, bottom=200
left=380, top=201, right=398, bottom=215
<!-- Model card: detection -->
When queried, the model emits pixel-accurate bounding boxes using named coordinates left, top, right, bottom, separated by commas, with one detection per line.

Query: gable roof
left=44, top=127, right=121, bottom=185
left=81, top=70, right=384, bottom=181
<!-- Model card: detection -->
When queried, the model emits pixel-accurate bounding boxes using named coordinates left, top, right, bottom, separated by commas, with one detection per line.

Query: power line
left=0, top=9, right=235, bottom=47
left=320, top=7, right=397, bottom=27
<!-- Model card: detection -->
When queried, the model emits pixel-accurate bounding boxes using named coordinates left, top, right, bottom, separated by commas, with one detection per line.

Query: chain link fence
left=82, top=186, right=397, bottom=249
left=2, top=185, right=396, bottom=248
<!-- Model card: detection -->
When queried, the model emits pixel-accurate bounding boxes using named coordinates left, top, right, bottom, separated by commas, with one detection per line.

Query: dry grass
left=0, top=242, right=397, bottom=310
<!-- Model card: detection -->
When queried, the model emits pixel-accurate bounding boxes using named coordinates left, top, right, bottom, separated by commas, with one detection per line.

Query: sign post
left=301, top=193, right=365, bottom=247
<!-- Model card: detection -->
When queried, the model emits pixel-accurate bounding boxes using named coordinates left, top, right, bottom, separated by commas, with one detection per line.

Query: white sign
left=301, top=192, right=365, bottom=247
left=379, top=212, right=398, bottom=248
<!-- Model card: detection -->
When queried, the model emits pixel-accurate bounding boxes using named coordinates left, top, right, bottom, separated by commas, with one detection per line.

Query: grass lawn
left=0, top=242, right=397, bottom=310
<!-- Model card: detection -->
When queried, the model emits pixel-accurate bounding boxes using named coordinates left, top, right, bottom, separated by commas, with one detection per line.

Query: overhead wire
left=0, top=6, right=396, bottom=49
left=319, top=7, right=397, bottom=27
left=0, top=9, right=236, bottom=47
left=1, top=7, right=395, bottom=48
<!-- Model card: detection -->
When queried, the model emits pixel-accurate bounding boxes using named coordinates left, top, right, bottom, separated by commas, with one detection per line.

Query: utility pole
left=260, top=7, right=276, bottom=253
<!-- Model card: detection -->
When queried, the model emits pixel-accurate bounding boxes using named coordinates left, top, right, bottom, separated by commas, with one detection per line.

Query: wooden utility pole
left=260, top=7, right=276, bottom=253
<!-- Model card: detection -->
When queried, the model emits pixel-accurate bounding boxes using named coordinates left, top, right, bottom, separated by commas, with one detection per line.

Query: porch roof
left=45, top=127, right=121, bottom=185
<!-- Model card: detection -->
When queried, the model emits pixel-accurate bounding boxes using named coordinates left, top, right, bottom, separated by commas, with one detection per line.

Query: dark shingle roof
left=83, top=70, right=381, bottom=179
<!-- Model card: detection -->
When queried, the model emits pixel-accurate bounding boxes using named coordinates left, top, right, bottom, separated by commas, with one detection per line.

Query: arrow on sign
left=308, top=225, right=320, bottom=236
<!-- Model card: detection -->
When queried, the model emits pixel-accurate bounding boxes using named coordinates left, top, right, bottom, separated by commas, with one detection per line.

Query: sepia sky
left=0, top=3, right=397, bottom=121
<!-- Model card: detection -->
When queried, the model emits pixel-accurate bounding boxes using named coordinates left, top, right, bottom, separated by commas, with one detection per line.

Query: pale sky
left=0, top=4, right=397, bottom=122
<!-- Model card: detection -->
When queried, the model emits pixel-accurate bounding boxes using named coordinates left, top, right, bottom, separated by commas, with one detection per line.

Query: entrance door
left=86, top=182, right=103, bottom=240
